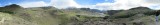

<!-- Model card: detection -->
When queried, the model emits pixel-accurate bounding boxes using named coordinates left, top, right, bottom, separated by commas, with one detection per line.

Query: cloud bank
left=96, top=0, right=160, bottom=10
left=18, top=1, right=49, bottom=8
left=52, top=0, right=81, bottom=9
left=14, top=0, right=160, bottom=10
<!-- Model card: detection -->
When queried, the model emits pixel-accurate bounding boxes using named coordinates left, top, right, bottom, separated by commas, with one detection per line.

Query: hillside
left=70, top=7, right=160, bottom=25
left=111, top=7, right=156, bottom=18
left=0, top=4, right=159, bottom=25
left=0, top=4, right=106, bottom=25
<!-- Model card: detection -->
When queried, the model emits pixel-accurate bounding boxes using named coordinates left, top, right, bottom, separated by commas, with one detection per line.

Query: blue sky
left=75, top=0, right=114, bottom=5
left=0, top=0, right=114, bottom=6
left=0, top=0, right=160, bottom=10
left=0, top=0, right=51, bottom=6
left=75, top=0, right=105, bottom=5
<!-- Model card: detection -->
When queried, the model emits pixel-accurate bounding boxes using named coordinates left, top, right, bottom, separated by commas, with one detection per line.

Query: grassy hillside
left=11, top=6, right=103, bottom=25
left=111, top=7, right=156, bottom=18
left=0, top=4, right=159, bottom=25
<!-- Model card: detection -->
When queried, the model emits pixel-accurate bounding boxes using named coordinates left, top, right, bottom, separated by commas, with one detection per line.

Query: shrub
left=0, top=11, right=15, bottom=14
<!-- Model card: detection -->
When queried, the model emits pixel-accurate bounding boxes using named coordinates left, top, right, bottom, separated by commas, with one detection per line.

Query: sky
left=0, top=0, right=160, bottom=10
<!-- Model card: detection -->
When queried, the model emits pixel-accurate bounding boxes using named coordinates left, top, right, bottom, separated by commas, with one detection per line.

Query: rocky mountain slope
left=69, top=7, right=160, bottom=25
left=0, top=4, right=159, bottom=25
left=79, top=7, right=159, bottom=25
left=0, top=4, right=106, bottom=25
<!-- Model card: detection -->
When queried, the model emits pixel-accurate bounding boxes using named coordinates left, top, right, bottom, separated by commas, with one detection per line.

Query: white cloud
left=51, top=0, right=160, bottom=10
left=51, top=0, right=81, bottom=9
left=91, top=0, right=160, bottom=10
left=99, top=0, right=143, bottom=10
left=18, top=1, right=49, bottom=8
left=145, top=0, right=160, bottom=4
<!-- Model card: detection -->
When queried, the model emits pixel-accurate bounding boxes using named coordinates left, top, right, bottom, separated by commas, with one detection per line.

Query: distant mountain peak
left=0, top=4, right=22, bottom=11
left=129, top=6, right=151, bottom=10
left=4, top=4, right=22, bottom=8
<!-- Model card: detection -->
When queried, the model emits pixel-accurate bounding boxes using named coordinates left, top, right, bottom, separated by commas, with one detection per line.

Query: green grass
left=0, top=11, right=15, bottom=14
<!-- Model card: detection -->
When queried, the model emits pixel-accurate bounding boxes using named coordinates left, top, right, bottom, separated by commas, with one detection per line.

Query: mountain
left=111, top=7, right=156, bottom=18
left=0, top=4, right=22, bottom=12
left=0, top=4, right=106, bottom=25
left=106, top=10, right=124, bottom=15
left=129, top=6, right=151, bottom=10
left=64, top=7, right=105, bottom=17
left=63, top=6, right=159, bottom=25
left=0, top=4, right=159, bottom=25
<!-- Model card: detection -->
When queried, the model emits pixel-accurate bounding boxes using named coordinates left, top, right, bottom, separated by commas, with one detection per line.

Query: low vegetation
left=0, top=4, right=159, bottom=25
left=111, top=7, right=156, bottom=18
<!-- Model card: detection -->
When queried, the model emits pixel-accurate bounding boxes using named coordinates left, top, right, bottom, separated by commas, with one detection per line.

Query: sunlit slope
left=0, top=12, right=38, bottom=25
left=14, top=7, right=62, bottom=25
left=0, top=4, right=105, bottom=25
